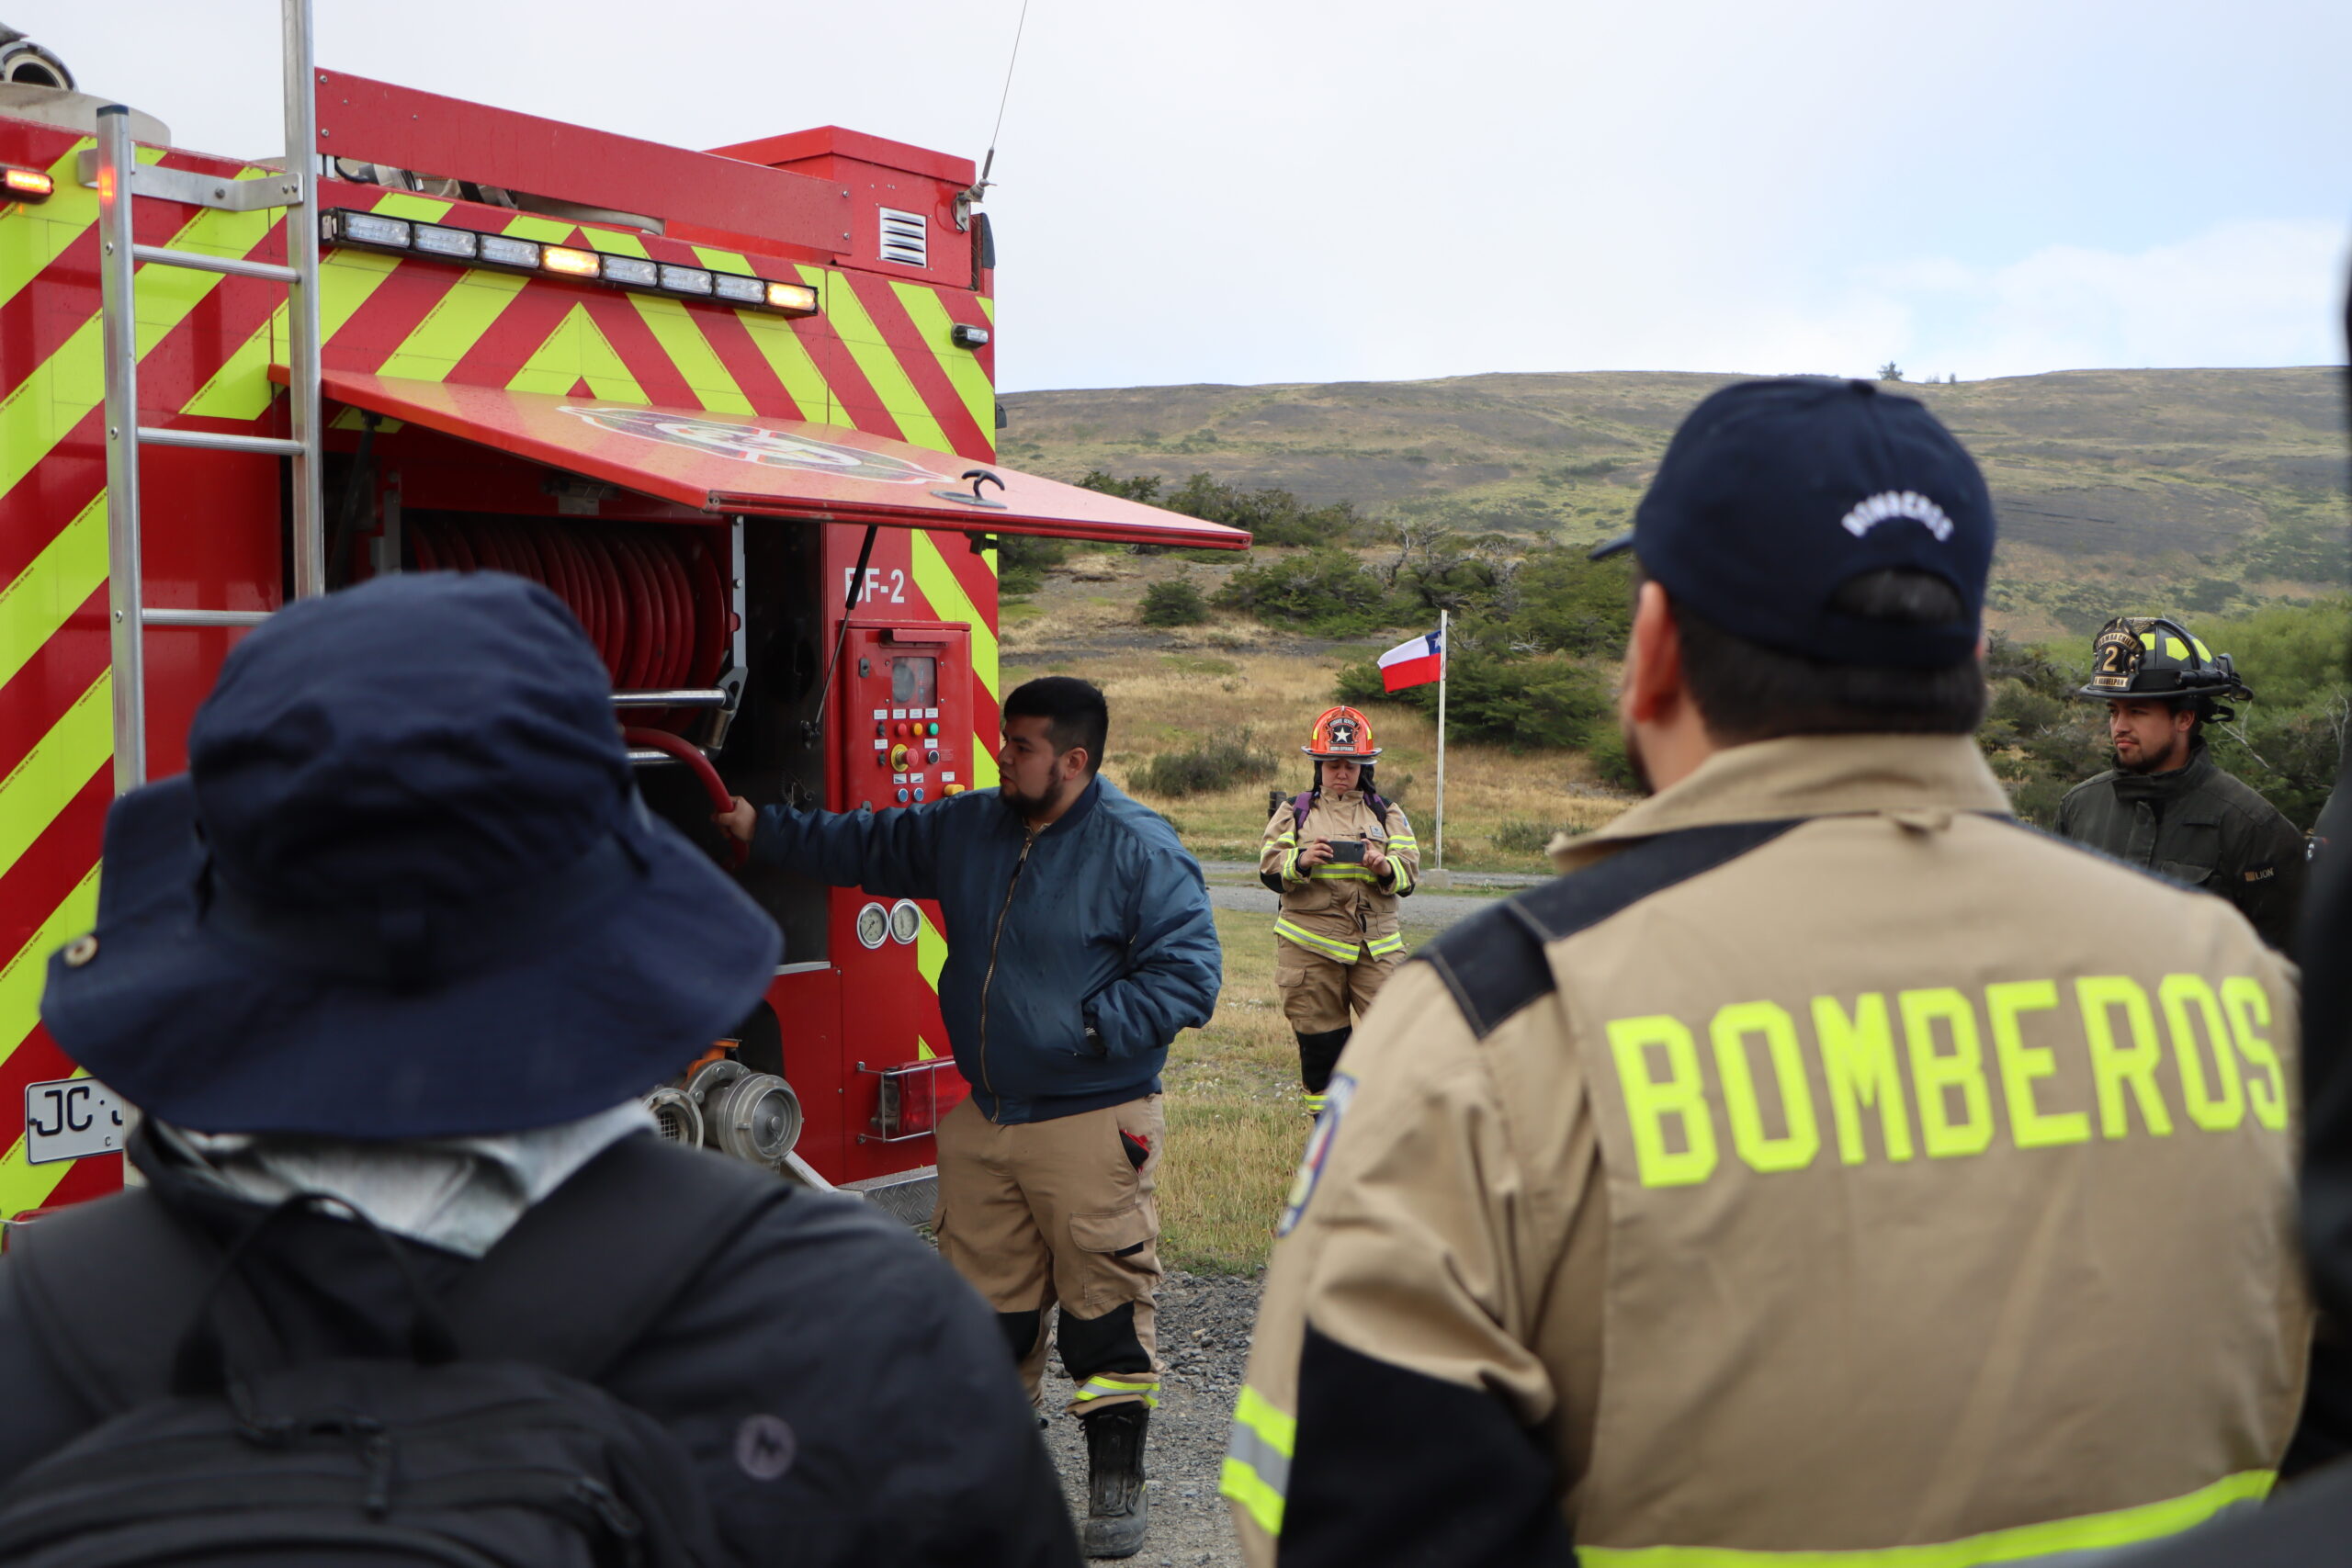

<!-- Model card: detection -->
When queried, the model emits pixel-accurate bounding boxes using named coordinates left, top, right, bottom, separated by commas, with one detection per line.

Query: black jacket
left=0, top=1133, right=1080, bottom=1568
left=2055, top=745, right=2307, bottom=951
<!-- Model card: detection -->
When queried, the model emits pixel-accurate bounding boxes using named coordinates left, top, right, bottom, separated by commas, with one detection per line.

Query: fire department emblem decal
left=1326, top=717, right=1359, bottom=749
left=1278, top=1072, right=1358, bottom=1237
left=559, top=407, right=947, bottom=486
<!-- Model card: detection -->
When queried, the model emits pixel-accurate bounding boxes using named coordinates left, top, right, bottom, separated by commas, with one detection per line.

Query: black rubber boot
left=1079, top=1403, right=1150, bottom=1558
left=1295, top=1026, right=1352, bottom=1114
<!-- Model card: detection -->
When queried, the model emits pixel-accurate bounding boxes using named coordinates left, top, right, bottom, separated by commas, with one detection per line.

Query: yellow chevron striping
left=505, top=301, right=649, bottom=402
left=917, top=910, right=948, bottom=989
left=890, top=281, right=994, bottom=443
left=688, top=244, right=752, bottom=274
left=977, top=296, right=993, bottom=323
left=0, top=865, right=105, bottom=1219
left=0, top=669, right=110, bottom=877
left=0, top=140, right=124, bottom=313
left=368, top=193, right=455, bottom=223
left=0, top=189, right=283, bottom=507
left=801, top=265, right=951, bottom=451
left=910, top=531, right=998, bottom=701
left=735, top=310, right=835, bottom=425
left=502, top=214, right=575, bottom=243
left=374, top=267, right=533, bottom=382
left=628, top=294, right=754, bottom=415
left=0, top=494, right=105, bottom=692
left=0, top=863, right=100, bottom=1056
left=580, top=230, right=652, bottom=258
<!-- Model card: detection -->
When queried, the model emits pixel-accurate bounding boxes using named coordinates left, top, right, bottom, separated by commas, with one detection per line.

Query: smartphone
left=1328, top=838, right=1365, bottom=864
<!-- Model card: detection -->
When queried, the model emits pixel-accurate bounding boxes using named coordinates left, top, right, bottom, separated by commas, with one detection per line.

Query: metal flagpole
left=1434, top=609, right=1447, bottom=873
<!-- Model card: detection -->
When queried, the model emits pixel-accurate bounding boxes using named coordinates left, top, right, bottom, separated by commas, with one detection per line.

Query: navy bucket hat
left=40, top=571, right=781, bottom=1139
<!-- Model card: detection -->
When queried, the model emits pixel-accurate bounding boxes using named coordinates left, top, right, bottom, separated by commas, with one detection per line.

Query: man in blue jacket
left=718, top=675, right=1220, bottom=1560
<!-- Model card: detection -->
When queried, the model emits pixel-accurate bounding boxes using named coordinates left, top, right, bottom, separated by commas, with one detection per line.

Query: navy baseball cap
left=1593, top=378, right=1995, bottom=668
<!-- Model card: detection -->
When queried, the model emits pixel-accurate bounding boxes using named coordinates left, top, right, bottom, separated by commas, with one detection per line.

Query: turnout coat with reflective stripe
left=1259, top=791, right=1418, bottom=964
left=1227, top=735, right=2308, bottom=1568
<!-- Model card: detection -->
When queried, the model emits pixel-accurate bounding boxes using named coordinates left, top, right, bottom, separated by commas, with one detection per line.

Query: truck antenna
left=959, top=0, right=1030, bottom=226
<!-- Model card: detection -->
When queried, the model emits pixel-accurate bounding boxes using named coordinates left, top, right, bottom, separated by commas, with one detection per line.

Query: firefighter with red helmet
left=1259, top=707, right=1419, bottom=1113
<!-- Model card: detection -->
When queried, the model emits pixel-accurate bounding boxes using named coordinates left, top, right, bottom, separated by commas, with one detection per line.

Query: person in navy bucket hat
left=40, top=570, right=779, bottom=1136
left=3, top=571, right=1083, bottom=1568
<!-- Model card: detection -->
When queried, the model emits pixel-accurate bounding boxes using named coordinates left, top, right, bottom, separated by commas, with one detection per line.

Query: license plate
left=23, top=1077, right=126, bottom=1165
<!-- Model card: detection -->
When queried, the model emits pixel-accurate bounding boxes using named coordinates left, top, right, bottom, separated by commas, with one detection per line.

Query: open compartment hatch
left=284, top=367, right=1252, bottom=550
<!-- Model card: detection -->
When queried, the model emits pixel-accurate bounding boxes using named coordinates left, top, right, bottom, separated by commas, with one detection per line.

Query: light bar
left=766, top=280, right=820, bottom=316
left=479, top=233, right=541, bottom=268
left=3, top=166, right=53, bottom=201
left=540, top=244, right=600, bottom=277
left=410, top=222, right=478, bottom=260
left=321, top=209, right=820, bottom=318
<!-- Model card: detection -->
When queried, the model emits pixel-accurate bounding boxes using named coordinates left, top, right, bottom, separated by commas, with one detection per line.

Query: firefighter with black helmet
left=2056, top=615, right=2307, bottom=951
left=1259, top=707, right=1419, bottom=1114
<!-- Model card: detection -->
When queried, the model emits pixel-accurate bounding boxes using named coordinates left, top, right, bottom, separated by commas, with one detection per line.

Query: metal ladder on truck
left=87, top=0, right=324, bottom=794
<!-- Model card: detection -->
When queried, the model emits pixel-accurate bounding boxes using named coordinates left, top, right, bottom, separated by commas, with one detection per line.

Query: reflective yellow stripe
left=377, top=269, right=534, bottom=383
left=0, top=495, right=105, bottom=691
left=1280, top=846, right=1303, bottom=881
left=737, top=310, right=836, bottom=425
left=1221, top=1455, right=1285, bottom=1539
left=1577, top=1471, right=2275, bottom=1568
left=892, top=279, right=996, bottom=440
left=1366, top=931, right=1406, bottom=957
left=1075, top=1375, right=1159, bottom=1407
left=0, top=670, right=110, bottom=874
left=807, top=265, right=952, bottom=451
left=1308, top=865, right=1376, bottom=882
left=910, top=531, right=999, bottom=701
left=503, top=300, right=647, bottom=402
left=1221, top=1384, right=1296, bottom=1536
left=628, top=293, right=756, bottom=415
left=1274, top=919, right=1359, bottom=963
left=0, top=867, right=103, bottom=1219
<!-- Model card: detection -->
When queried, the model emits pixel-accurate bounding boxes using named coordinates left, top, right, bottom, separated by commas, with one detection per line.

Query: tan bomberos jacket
left=1227, top=735, right=2307, bottom=1568
left=1259, top=789, right=1419, bottom=964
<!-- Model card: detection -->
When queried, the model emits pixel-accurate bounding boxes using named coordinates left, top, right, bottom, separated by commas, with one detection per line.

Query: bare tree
left=1879, top=362, right=1905, bottom=383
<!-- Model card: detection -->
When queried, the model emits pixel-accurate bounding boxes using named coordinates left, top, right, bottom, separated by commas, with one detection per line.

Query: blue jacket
left=751, top=776, right=1220, bottom=1123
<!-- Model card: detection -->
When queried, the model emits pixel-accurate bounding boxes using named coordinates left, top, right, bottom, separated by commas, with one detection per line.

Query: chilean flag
left=1378, top=629, right=1445, bottom=693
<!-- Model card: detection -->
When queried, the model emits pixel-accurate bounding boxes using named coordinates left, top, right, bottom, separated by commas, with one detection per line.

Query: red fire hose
left=625, top=727, right=749, bottom=870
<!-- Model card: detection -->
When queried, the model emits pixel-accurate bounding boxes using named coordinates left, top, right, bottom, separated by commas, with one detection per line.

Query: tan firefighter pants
left=1275, top=938, right=1401, bottom=1034
left=933, top=1093, right=1164, bottom=1416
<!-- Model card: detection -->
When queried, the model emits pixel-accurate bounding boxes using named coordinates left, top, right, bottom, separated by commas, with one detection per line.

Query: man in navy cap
left=1226, top=378, right=2307, bottom=1568
left=0, top=573, right=1080, bottom=1567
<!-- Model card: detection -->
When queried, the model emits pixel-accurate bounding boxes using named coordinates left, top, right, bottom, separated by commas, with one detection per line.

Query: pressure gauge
left=889, top=898, right=922, bottom=946
left=855, top=901, right=890, bottom=950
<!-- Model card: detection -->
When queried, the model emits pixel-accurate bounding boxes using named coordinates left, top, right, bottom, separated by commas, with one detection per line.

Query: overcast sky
left=31, top=1, right=2352, bottom=392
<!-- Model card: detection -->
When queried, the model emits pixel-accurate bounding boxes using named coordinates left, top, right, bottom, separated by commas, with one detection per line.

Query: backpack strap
left=1292, top=791, right=1315, bottom=834
left=8, top=1135, right=789, bottom=1407
left=444, top=1135, right=788, bottom=1381
left=7, top=1188, right=268, bottom=1417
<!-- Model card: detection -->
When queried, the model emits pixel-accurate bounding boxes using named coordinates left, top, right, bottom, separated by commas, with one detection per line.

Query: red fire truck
left=0, top=16, right=1247, bottom=1236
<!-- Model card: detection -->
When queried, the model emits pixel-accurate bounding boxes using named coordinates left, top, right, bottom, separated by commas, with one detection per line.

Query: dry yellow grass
left=1157, top=908, right=1408, bottom=1274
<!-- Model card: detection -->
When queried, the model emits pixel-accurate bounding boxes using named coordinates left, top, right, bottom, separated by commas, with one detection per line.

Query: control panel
left=839, top=621, right=973, bottom=811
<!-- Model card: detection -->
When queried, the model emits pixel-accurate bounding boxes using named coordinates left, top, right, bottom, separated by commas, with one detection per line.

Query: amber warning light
left=3, top=167, right=54, bottom=201
left=322, top=209, right=820, bottom=317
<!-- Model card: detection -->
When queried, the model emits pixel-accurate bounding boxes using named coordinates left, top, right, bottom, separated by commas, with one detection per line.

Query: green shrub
left=996, top=532, right=1068, bottom=596
left=1136, top=730, right=1277, bottom=797
left=1081, top=469, right=1370, bottom=548
left=1216, top=548, right=1394, bottom=634
left=1141, top=580, right=1210, bottom=626
left=1490, top=820, right=1567, bottom=856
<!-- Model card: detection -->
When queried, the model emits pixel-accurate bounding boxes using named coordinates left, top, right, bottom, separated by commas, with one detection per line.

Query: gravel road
left=1198, top=875, right=1518, bottom=933
left=1042, top=1271, right=1263, bottom=1565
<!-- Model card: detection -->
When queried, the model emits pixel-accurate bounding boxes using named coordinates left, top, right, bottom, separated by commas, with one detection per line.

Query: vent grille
left=878, top=207, right=928, bottom=269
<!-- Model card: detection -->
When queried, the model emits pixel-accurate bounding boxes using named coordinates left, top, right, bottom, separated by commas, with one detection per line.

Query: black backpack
left=0, top=1136, right=783, bottom=1568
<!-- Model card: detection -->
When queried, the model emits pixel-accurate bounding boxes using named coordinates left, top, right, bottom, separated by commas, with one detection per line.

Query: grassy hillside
left=1001, top=367, right=2350, bottom=642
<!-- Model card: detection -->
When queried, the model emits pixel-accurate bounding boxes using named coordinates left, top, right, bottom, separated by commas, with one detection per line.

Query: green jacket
left=2056, top=746, right=2308, bottom=952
